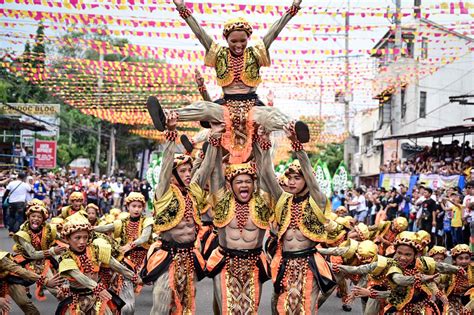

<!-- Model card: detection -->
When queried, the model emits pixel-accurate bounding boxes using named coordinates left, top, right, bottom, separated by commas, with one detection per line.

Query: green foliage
left=32, top=23, right=45, bottom=69
left=309, top=143, right=344, bottom=175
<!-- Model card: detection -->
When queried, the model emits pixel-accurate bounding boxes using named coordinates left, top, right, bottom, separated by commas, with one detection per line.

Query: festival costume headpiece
left=416, top=230, right=431, bottom=246
left=85, top=203, right=99, bottom=214
left=223, top=17, right=253, bottom=38
left=225, top=163, right=257, bottom=182
left=428, top=246, right=447, bottom=258
left=69, top=191, right=84, bottom=202
left=173, top=154, right=193, bottom=169
left=124, top=192, right=146, bottom=206
left=285, top=160, right=302, bottom=176
left=357, top=240, right=378, bottom=260
left=451, top=244, right=472, bottom=258
left=26, top=204, right=49, bottom=220
left=26, top=198, right=46, bottom=210
left=354, top=223, right=370, bottom=241
left=392, top=217, right=408, bottom=232
left=335, top=206, right=348, bottom=216
left=394, top=231, right=423, bottom=252
left=61, top=214, right=93, bottom=239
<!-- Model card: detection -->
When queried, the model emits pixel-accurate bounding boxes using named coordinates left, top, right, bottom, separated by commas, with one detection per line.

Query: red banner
left=34, top=140, right=57, bottom=169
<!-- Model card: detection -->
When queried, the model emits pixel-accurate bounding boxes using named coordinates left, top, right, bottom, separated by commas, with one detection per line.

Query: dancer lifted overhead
left=147, top=0, right=309, bottom=164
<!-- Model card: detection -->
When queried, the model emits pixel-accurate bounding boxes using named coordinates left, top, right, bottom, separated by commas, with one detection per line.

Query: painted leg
left=119, top=279, right=135, bottom=315
left=9, top=284, right=40, bottom=315
left=150, top=272, right=172, bottom=315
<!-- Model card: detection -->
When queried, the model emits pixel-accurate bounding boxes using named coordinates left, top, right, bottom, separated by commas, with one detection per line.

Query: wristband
left=287, top=5, right=300, bottom=16
left=165, top=130, right=178, bottom=142
left=208, top=135, right=221, bottom=147
left=93, top=283, right=106, bottom=297
left=36, top=275, right=46, bottom=287
left=291, top=140, right=303, bottom=152
left=131, top=273, right=139, bottom=285
left=177, top=6, right=191, bottom=19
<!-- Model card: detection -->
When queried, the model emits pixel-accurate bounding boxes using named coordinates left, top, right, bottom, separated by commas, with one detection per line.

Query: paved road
left=1, top=229, right=362, bottom=314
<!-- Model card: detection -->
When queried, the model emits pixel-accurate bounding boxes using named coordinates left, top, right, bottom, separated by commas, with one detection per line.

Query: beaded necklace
left=235, top=201, right=250, bottom=232
left=229, top=53, right=244, bottom=84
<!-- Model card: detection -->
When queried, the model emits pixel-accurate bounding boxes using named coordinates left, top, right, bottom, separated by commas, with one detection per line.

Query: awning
left=0, top=117, right=47, bottom=132
left=376, top=124, right=474, bottom=141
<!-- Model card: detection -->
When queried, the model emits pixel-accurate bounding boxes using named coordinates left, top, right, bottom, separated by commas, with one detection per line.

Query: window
left=419, top=91, right=427, bottom=118
left=421, top=37, right=428, bottom=59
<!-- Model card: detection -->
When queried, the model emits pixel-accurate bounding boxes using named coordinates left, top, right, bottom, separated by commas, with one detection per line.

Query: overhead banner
left=419, top=174, right=461, bottom=190
left=380, top=173, right=411, bottom=190
left=34, top=140, right=57, bottom=169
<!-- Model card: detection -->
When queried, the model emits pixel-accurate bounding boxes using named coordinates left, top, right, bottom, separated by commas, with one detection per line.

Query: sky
left=0, top=0, right=472, bottom=129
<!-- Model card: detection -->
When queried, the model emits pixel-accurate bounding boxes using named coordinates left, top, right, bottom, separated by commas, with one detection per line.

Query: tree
left=309, top=143, right=344, bottom=175
left=32, top=23, right=45, bottom=69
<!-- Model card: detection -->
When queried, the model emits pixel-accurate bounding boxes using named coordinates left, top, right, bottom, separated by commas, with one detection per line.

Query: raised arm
left=0, top=257, right=40, bottom=282
left=338, top=262, right=378, bottom=275
left=130, top=225, right=152, bottom=248
left=109, top=257, right=135, bottom=280
left=318, top=246, right=349, bottom=257
left=155, top=111, right=179, bottom=200
left=173, top=0, right=213, bottom=51
left=195, top=69, right=212, bottom=102
left=16, top=238, right=46, bottom=260
left=191, top=123, right=223, bottom=188
left=254, top=128, right=283, bottom=201
left=285, top=124, right=326, bottom=208
left=435, top=261, right=460, bottom=274
left=263, top=0, right=302, bottom=49
left=94, top=223, right=114, bottom=234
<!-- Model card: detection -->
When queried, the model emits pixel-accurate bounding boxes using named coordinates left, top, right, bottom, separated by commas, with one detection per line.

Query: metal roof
left=376, top=124, right=474, bottom=141
left=0, top=116, right=48, bottom=132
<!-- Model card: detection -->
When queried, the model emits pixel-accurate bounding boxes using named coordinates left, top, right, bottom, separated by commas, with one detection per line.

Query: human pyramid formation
left=0, top=0, right=473, bottom=314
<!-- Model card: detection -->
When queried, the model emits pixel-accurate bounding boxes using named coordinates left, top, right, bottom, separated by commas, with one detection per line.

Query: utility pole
left=344, top=0, right=350, bottom=133
left=319, top=76, right=323, bottom=117
left=392, top=0, right=402, bottom=134
left=94, top=51, right=103, bottom=176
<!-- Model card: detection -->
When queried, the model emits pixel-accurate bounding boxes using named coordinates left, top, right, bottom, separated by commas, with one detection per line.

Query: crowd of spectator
left=0, top=169, right=153, bottom=234
left=380, top=140, right=473, bottom=176
left=332, top=181, right=474, bottom=250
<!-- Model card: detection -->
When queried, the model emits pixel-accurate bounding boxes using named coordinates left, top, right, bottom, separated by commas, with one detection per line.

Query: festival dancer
left=255, top=123, right=336, bottom=314
left=368, top=231, right=457, bottom=314
left=148, top=0, right=310, bottom=164
left=94, top=192, right=153, bottom=314
left=0, top=251, right=63, bottom=315
left=428, top=246, right=448, bottom=263
left=85, top=203, right=101, bottom=227
left=440, top=244, right=474, bottom=314
left=141, top=111, right=216, bottom=314
left=56, top=215, right=140, bottom=315
left=59, top=191, right=86, bottom=219
left=12, top=199, right=66, bottom=301
left=370, top=217, right=409, bottom=256
left=205, top=154, right=273, bottom=314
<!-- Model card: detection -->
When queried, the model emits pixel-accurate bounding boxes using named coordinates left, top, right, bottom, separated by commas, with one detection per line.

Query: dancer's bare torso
left=219, top=216, right=265, bottom=250
left=282, top=228, right=316, bottom=252
left=223, top=82, right=256, bottom=95
left=162, top=216, right=197, bottom=244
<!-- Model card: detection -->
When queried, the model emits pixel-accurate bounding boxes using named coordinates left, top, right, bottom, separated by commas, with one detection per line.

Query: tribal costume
left=371, top=217, right=409, bottom=256
left=440, top=244, right=474, bottom=314
left=12, top=200, right=59, bottom=301
left=148, top=0, right=308, bottom=164
left=56, top=217, right=137, bottom=315
left=95, top=192, right=153, bottom=315
left=256, top=136, right=336, bottom=314
left=141, top=128, right=214, bottom=315
left=0, top=251, right=46, bottom=315
left=205, top=163, right=273, bottom=315
left=60, top=192, right=86, bottom=220
left=383, top=231, right=459, bottom=315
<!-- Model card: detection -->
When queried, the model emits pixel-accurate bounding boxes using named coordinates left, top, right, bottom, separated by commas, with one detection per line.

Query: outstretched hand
left=283, top=122, right=297, bottom=142
left=194, top=69, right=204, bottom=86
left=165, top=110, right=178, bottom=131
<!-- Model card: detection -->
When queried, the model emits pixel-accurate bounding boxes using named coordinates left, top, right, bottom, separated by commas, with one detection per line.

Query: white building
left=349, top=16, right=474, bottom=185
